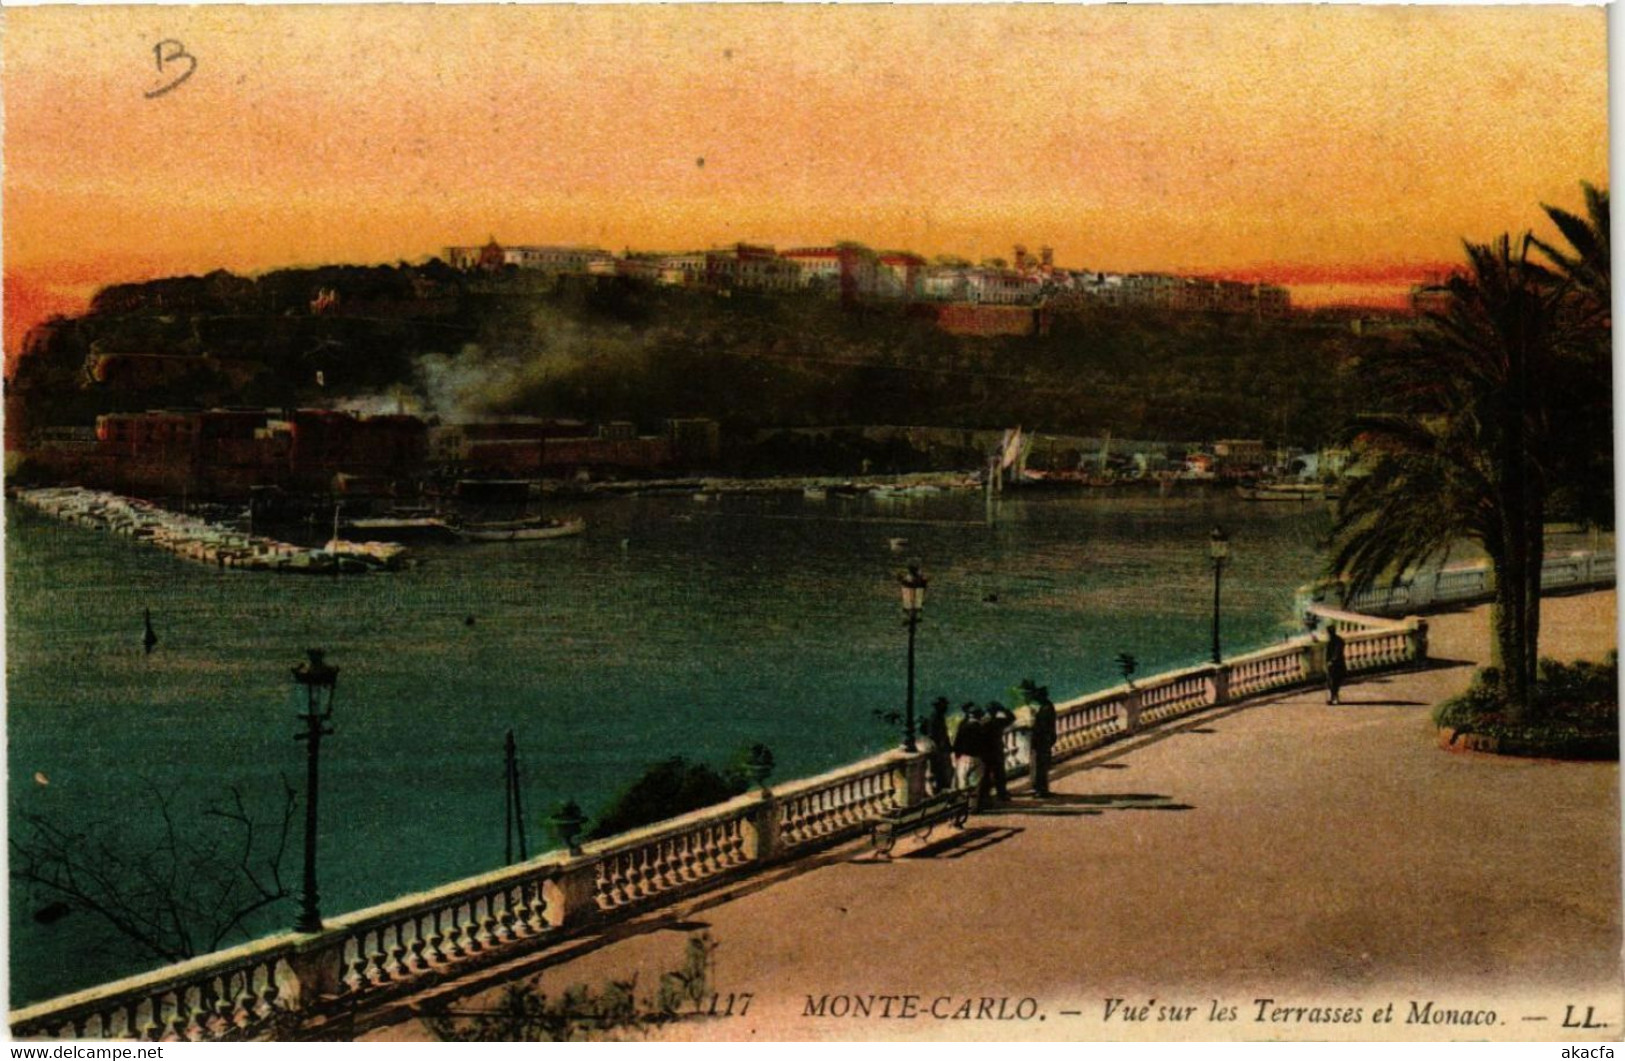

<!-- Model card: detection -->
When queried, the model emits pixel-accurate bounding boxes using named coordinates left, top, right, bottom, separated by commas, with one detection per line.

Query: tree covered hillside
left=8, top=263, right=1395, bottom=445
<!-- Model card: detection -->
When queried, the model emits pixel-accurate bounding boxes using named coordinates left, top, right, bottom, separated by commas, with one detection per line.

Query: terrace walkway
left=364, top=591, right=1621, bottom=1042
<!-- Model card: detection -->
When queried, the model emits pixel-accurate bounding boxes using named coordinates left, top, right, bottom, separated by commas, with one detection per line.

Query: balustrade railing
left=1228, top=643, right=1311, bottom=699
left=1051, top=689, right=1129, bottom=756
left=777, top=753, right=911, bottom=851
left=14, top=610, right=1430, bottom=1041
left=1343, top=625, right=1415, bottom=672
left=1303, top=549, right=1613, bottom=618
left=590, top=798, right=757, bottom=913
left=1137, top=666, right=1220, bottom=726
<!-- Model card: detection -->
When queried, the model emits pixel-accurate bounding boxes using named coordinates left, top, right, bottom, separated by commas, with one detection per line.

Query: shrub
left=1433, top=654, right=1618, bottom=759
left=588, top=756, right=752, bottom=840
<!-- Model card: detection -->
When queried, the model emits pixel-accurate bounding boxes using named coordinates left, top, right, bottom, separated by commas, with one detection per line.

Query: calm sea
left=7, top=487, right=1332, bottom=1003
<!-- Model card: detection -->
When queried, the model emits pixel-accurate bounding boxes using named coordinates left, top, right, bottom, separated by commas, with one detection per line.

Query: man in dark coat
left=1026, top=684, right=1057, bottom=797
left=1326, top=626, right=1348, bottom=705
left=952, top=703, right=985, bottom=801
left=924, top=696, right=954, bottom=793
left=981, top=702, right=1015, bottom=805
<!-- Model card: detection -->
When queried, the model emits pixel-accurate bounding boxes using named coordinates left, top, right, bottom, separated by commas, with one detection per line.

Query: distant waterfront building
left=442, top=240, right=508, bottom=271
left=507, top=245, right=613, bottom=272
left=705, top=244, right=801, bottom=292
left=1255, top=283, right=1291, bottom=316
left=1054, top=271, right=1288, bottom=317
left=667, top=418, right=722, bottom=465
left=964, top=267, right=1040, bottom=305
left=616, top=255, right=667, bottom=282
left=875, top=252, right=927, bottom=300
left=86, top=408, right=428, bottom=496
left=781, top=244, right=879, bottom=300
left=920, top=266, right=969, bottom=302
left=1122, top=273, right=1181, bottom=310
left=442, top=242, right=612, bottom=274
left=656, top=251, right=709, bottom=286
left=1212, top=438, right=1268, bottom=477
left=438, top=234, right=1289, bottom=315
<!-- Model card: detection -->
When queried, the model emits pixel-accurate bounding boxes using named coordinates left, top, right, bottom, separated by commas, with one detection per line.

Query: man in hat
left=952, top=703, right=984, bottom=801
left=981, top=701, right=1016, bottom=806
left=1024, top=682, right=1058, bottom=798
left=1325, top=626, right=1348, bottom=705
left=924, top=696, right=954, bottom=794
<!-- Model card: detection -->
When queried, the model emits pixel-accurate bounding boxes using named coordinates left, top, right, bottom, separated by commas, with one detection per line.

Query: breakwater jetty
left=10, top=487, right=405, bottom=574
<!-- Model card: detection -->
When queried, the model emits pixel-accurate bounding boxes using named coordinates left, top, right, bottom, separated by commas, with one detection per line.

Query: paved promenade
left=368, top=592, right=1620, bottom=1042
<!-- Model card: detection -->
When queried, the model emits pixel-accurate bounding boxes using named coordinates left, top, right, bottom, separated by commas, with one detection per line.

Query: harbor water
left=8, top=487, right=1333, bottom=1004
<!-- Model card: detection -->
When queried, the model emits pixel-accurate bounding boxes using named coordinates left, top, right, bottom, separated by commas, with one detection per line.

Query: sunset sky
left=2, top=5, right=1609, bottom=352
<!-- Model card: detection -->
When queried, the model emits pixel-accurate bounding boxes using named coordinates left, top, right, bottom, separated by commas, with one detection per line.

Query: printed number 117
left=705, top=992, right=754, bottom=1017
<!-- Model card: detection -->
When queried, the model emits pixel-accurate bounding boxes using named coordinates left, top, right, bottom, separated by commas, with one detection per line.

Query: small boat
left=341, top=516, right=462, bottom=542
left=1236, top=481, right=1330, bottom=502
left=457, top=517, right=586, bottom=543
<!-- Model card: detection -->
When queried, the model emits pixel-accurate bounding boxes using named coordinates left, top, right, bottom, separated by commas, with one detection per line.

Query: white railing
left=13, top=614, right=1429, bottom=1041
left=1051, top=688, right=1130, bottom=756
left=776, top=753, right=912, bottom=851
left=1138, top=665, right=1220, bottom=726
left=1301, top=550, right=1614, bottom=618
left=8, top=846, right=586, bottom=1041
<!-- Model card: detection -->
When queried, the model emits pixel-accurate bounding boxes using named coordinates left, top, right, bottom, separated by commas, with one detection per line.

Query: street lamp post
left=897, top=565, right=929, bottom=753
left=1209, top=528, right=1230, bottom=665
left=292, top=649, right=338, bottom=933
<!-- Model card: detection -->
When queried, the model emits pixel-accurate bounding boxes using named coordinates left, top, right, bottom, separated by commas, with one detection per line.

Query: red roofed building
left=876, top=252, right=926, bottom=300
left=781, top=244, right=879, bottom=301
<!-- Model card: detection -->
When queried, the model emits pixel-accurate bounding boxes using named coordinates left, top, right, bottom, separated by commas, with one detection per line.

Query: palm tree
left=1330, top=233, right=1564, bottom=718
left=1535, top=183, right=1613, bottom=535
left=1537, top=182, right=1610, bottom=316
left=1331, top=185, right=1610, bottom=719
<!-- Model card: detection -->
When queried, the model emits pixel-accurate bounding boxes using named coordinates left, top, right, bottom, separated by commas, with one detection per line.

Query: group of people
left=909, top=627, right=1351, bottom=815
left=920, top=679, right=1059, bottom=809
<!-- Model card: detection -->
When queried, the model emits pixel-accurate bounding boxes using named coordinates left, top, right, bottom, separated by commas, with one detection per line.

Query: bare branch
left=11, top=780, right=296, bottom=966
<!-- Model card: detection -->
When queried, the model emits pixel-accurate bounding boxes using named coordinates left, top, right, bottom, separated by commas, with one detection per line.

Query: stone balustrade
left=588, top=797, right=757, bottom=914
left=1138, top=665, right=1222, bottom=725
left=1300, top=549, right=1613, bottom=618
left=776, top=753, right=915, bottom=851
left=1051, top=688, right=1130, bottom=756
left=13, top=613, right=1430, bottom=1041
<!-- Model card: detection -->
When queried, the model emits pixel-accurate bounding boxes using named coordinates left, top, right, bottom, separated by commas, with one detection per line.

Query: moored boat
left=1236, top=481, right=1331, bottom=502
left=457, top=516, right=586, bottom=543
left=341, top=516, right=461, bottom=542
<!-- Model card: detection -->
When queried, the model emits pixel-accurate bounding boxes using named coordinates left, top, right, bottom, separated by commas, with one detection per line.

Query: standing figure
left=1027, top=685, right=1057, bottom=798
left=981, top=701, right=1015, bottom=805
left=952, top=704, right=984, bottom=798
left=1325, top=626, right=1348, bottom=705
left=143, top=608, right=158, bottom=655
left=924, top=697, right=954, bottom=794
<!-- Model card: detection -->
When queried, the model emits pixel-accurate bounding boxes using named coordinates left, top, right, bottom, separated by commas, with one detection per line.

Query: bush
left=1433, top=654, right=1618, bottom=759
left=587, top=756, right=754, bottom=840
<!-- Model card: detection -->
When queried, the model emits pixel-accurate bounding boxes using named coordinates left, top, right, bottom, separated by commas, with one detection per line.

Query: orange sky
left=2, top=5, right=1609, bottom=351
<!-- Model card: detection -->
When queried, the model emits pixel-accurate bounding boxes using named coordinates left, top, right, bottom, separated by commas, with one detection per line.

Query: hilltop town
left=442, top=238, right=1294, bottom=321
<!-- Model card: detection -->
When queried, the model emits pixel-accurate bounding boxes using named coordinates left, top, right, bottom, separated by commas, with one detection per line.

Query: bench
left=869, top=787, right=972, bottom=858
